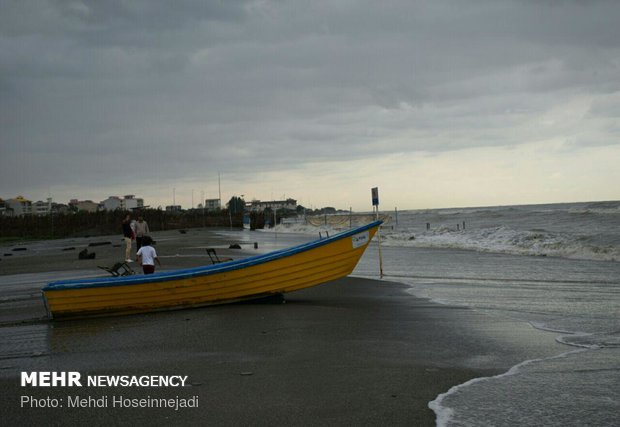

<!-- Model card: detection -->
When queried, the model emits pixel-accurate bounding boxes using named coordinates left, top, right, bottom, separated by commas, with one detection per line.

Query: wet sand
left=0, top=229, right=562, bottom=426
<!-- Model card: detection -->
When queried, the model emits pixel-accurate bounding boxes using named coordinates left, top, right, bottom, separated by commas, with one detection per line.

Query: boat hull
left=43, top=221, right=381, bottom=319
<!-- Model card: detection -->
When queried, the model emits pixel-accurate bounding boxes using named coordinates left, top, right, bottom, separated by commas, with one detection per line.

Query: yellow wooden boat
left=42, top=221, right=382, bottom=319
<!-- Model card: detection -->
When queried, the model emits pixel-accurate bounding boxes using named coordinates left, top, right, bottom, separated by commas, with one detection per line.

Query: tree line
left=0, top=209, right=244, bottom=240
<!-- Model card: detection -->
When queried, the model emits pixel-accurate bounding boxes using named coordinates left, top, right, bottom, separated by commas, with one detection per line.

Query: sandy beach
left=0, top=228, right=563, bottom=426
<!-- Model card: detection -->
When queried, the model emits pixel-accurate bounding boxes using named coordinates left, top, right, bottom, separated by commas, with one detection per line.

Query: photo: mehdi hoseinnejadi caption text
left=19, top=371, right=199, bottom=411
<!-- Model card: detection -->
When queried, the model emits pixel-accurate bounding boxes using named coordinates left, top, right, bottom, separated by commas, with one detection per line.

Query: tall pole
left=48, top=196, right=53, bottom=239
left=229, top=194, right=234, bottom=230
left=375, top=206, right=384, bottom=278
left=218, top=172, right=222, bottom=207
left=349, top=207, right=352, bottom=229
left=201, top=190, right=205, bottom=227
left=371, top=187, right=384, bottom=278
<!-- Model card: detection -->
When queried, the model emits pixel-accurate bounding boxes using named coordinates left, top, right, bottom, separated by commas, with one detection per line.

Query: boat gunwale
left=43, top=221, right=382, bottom=291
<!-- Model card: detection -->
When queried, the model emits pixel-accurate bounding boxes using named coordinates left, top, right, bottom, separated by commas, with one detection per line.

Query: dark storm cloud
left=1, top=0, right=619, bottom=200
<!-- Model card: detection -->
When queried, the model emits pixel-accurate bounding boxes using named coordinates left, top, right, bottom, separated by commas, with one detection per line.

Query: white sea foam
left=529, top=322, right=608, bottom=349
left=428, top=349, right=587, bottom=427
left=269, top=223, right=342, bottom=236
left=568, top=206, right=620, bottom=215
left=556, top=331, right=620, bottom=349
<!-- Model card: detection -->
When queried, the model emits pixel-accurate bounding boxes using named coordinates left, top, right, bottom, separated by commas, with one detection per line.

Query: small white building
left=122, top=195, right=143, bottom=211
left=101, top=196, right=122, bottom=211
left=101, top=195, right=144, bottom=211
left=32, top=198, right=53, bottom=216
left=204, top=198, right=221, bottom=211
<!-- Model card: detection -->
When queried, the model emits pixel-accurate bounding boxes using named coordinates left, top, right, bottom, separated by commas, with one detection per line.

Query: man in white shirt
left=135, top=236, right=161, bottom=274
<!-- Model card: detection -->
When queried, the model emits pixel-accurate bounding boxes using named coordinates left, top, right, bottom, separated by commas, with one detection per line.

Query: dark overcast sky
left=1, top=0, right=619, bottom=210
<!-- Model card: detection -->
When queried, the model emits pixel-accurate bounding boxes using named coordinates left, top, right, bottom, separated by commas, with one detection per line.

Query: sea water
left=270, top=200, right=620, bottom=426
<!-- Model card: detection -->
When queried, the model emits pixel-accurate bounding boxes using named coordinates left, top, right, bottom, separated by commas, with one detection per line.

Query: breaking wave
left=381, top=226, right=620, bottom=262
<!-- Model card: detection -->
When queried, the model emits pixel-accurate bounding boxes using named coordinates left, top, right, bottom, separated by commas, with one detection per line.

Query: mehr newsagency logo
left=19, top=371, right=199, bottom=411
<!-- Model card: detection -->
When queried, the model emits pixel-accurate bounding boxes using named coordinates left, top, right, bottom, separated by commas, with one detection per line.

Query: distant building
left=101, top=195, right=144, bottom=211
left=52, top=203, right=70, bottom=215
left=69, top=199, right=100, bottom=213
left=32, top=198, right=53, bottom=216
left=5, top=195, right=32, bottom=216
left=204, top=199, right=221, bottom=212
left=0, top=197, right=70, bottom=216
left=122, top=195, right=143, bottom=211
left=249, top=198, right=297, bottom=212
left=101, top=196, right=122, bottom=211
left=165, top=205, right=182, bottom=213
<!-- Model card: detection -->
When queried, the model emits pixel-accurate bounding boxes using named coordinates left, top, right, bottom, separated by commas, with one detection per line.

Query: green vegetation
left=227, top=196, right=246, bottom=215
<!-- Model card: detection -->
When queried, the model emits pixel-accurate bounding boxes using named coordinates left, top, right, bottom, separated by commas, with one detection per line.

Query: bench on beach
left=98, top=262, right=135, bottom=277
left=206, top=248, right=232, bottom=264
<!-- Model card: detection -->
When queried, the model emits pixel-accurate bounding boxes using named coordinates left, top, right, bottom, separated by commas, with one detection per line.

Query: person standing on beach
left=130, top=218, right=137, bottom=239
left=136, top=236, right=161, bottom=274
left=135, top=216, right=150, bottom=250
left=122, top=214, right=135, bottom=262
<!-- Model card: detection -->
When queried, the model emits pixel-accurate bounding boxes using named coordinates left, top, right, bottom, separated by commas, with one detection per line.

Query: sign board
left=352, top=231, right=369, bottom=248
left=371, top=187, right=379, bottom=206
